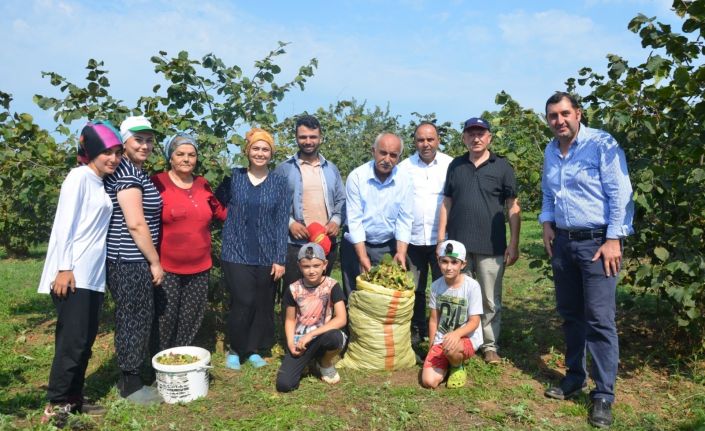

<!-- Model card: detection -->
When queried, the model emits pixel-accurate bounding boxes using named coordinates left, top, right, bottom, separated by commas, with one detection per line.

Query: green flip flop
left=446, top=366, right=467, bottom=389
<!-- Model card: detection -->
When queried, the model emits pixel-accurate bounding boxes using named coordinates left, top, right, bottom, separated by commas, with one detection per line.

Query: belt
left=556, top=227, right=607, bottom=241
left=365, top=239, right=395, bottom=248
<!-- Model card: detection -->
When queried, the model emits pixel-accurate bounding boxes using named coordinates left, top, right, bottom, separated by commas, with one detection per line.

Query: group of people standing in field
left=38, top=91, right=633, bottom=429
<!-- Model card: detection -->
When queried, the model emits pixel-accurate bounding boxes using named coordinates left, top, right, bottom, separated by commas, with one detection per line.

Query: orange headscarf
left=244, top=127, right=275, bottom=154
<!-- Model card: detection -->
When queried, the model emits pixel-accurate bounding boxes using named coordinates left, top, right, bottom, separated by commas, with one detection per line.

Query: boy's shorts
left=423, top=338, right=475, bottom=370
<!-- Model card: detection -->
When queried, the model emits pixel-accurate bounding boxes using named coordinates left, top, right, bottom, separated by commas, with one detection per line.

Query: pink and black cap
left=463, top=117, right=491, bottom=132
left=77, top=121, right=123, bottom=164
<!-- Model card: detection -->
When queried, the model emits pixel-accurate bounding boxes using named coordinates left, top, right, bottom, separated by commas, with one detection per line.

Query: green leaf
left=607, top=57, right=627, bottom=80
left=495, top=91, right=509, bottom=105
left=690, top=168, right=705, bottom=183
left=637, top=182, right=653, bottom=192
left=645, top=55, right=670, bottom=81
left=673, top=66, right=690, bottom=86
left=628, top=14, right=651, bottom=33
left=682, top=18, right=700, bottom=34
left=654, top=247, right=669, bottom=262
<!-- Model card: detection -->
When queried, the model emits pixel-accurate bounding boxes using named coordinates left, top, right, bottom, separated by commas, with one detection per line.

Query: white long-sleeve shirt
left=398, top=151, right=452, bottom=246
left=38, top=166, right=113, bottom=294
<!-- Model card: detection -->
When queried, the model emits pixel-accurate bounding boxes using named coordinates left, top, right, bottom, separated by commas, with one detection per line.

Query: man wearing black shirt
left=437, top=117, right=521, bottom=364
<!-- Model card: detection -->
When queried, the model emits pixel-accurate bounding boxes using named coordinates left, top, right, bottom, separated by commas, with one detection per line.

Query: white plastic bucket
left=151, top=346, right=211, bottom=404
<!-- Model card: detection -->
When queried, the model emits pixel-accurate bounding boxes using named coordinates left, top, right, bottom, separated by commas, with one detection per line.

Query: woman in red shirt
left=151, top=133, right=227, bottom=351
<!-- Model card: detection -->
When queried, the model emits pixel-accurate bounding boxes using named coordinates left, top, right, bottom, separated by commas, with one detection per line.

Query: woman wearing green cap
left=104, top=116, right=164, bottom=405
left=151, top=133, right=227, bottom=352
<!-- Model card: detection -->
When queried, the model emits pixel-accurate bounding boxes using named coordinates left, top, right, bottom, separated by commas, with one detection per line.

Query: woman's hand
left=150, top=262, right=165, bottom=285
left=271, top=263, right=285, bottom=281
left=52, top=270, right=76, bottom=298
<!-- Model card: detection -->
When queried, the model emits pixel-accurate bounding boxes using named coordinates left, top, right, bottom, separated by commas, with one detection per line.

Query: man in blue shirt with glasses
left=539, top=92, right=634, bottom=429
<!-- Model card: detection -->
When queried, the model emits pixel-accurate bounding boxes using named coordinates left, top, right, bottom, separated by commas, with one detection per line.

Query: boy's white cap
left=438, top=240, right=466, bottom=262
left=297, top=242, right=326, bottom=261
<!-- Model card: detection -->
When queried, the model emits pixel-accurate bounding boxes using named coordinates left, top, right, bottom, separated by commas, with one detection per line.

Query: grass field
left=1, top=215, right=704, bottom=430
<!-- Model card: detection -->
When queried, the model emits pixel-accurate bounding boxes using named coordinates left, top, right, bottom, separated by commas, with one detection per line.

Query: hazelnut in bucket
left=152, top=346, right=211, bottom=404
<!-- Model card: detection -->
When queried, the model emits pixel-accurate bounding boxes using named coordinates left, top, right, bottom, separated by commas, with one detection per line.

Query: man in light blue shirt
left=539, top=92, right=633, bottom=429
left=341, top=132, right=413, bottom=295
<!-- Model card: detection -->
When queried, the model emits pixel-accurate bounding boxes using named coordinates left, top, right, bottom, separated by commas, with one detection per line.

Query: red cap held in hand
left=307, top=222, right=331, bottom=255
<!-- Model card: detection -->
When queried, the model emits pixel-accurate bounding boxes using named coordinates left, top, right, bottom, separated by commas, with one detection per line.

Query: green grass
left=1, top=213, right=704, bottom=430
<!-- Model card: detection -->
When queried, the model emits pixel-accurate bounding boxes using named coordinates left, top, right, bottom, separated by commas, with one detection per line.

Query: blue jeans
left=552, top=232, right=619, bottom=403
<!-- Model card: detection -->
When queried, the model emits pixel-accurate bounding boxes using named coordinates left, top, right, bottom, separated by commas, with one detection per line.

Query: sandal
left=446, top=366, right=467, bottom=389
left=247, top=354, right=267, bottom=368
left=41, top=403, right=75, bottom=428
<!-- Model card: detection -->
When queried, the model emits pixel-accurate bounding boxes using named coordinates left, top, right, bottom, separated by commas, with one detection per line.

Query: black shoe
left=544, top=380, right=587, bottom=400
left=589, top=398, right=613, bottom=428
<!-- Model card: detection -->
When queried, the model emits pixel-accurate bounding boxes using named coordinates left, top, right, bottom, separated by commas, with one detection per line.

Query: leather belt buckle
left=567, top=228, right=605, bottom=241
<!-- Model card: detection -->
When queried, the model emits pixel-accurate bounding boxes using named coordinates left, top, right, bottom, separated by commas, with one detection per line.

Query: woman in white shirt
left=38, top=121, right=123, bottom=427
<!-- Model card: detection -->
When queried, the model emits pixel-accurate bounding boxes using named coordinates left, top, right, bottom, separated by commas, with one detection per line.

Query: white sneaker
left=317, top=362, right=340, bottom=385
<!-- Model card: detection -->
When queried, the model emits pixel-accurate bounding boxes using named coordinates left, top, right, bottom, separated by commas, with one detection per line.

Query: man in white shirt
left=398, top=122, right=452, bottom=344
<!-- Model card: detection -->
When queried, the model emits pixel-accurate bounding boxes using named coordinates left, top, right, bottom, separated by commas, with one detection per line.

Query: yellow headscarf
left=245, top=127, right=275, bottom=154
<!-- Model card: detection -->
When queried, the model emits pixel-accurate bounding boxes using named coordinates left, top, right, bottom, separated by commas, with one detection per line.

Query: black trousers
left=46, top=289, right=104, bottom=404
left=223, top=261, right=276, bottom=357
left=275, top=329, right=346, bottom=392
left=340, top=237, right=396, bottom=297
left=407, top=244, right=441, bottom=334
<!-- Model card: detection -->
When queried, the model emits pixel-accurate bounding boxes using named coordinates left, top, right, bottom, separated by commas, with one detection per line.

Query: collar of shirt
left=411, top=152, right=438, bottom=167
left=364, top=160, right=399, bottom=186
left=549, top=125, right=591, bottom=158
left=294, top=152, right=325, bottom=167
left=462, top=151, right=497, bottom=167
